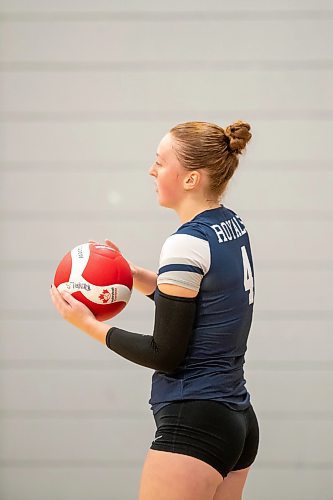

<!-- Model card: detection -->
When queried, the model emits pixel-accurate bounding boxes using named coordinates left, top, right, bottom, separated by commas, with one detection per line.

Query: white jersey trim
left=157, top=233, right=211, bottom=292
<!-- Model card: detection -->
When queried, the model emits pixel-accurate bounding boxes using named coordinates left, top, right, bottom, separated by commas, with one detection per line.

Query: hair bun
left=224, top=121, right=252, bottom=155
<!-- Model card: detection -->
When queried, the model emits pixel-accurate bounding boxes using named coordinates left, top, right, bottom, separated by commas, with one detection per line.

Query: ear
left=183, top=171, right=201, bottom=191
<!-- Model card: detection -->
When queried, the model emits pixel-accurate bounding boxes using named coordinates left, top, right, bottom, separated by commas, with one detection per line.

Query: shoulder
left=160, top=223, right=210, bottom=273
left=177, top=220, right=209, bottom=240
left=161, top=221, right=210, bottom=254
left=157, top=222, right=211, bottom=292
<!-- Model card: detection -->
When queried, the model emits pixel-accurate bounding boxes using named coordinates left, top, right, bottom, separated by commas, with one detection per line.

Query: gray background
left=0, top=1, right=332, bottom=499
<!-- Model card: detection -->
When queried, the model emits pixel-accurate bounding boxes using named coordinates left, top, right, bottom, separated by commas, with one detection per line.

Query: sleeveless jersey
left=149, top=205, right=255, bottom=413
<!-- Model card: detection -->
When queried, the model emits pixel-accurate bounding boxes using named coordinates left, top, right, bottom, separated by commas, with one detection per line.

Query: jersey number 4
left=241, top=246, right=254, bottom=305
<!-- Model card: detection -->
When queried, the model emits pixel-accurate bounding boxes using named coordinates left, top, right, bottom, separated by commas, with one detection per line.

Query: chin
left=156, top=192, right=178, bottom=209
left=158, top=198, right=173, bottom=209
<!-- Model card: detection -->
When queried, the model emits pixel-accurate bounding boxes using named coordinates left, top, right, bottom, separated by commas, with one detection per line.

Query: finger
left=50, top=285, right=68, bottom=313
left=50, top=284, right=65, bottom=304
left=51, top=283, right=64, bottom=298
left=49, top=286, right=57, bottom=305
left=50, top=283, right=61, bottom=301
left=127, top=260, right=137, bottom=275
left=89, top=239, right=98, bottom=244
left=105, top=239, right=120, bottom=252
left=60, top=291, right=84, bottom=309
left=59, top=289, right=93, bottom=317
left=51, top=285, right=72, bottom=307
left=51, top=285, right=77, bottom=307
left=60, top=290, right=74, bottom=305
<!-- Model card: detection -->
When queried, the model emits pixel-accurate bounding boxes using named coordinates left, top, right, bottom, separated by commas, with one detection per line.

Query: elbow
left=155, top=356, right=183, bottom=375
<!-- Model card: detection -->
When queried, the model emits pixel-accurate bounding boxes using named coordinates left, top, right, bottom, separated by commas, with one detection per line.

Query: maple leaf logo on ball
left=99, top=289, right=111, bottom=303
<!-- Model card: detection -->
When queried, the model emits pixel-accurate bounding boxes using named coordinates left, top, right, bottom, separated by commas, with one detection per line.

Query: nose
left=149, top=163, right=157, bottom=177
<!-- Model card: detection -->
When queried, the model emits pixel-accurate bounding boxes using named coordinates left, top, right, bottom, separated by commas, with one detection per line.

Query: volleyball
left=54, top=243, right=133, bottom=321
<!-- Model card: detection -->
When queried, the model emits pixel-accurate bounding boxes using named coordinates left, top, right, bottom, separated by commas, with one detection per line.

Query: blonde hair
left=170, top=121, right=252, bottom=197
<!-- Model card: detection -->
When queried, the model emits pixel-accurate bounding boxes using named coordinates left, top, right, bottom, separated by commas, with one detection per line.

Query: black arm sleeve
left=105, top=289, right=196, bottom=374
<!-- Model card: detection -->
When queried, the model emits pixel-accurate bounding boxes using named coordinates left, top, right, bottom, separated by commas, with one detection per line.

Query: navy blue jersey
left=149, top=205, right=255, bottom=412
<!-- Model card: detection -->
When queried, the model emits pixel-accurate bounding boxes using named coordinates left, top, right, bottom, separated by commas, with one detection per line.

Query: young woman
left=50, top=120, right=259, bottom=500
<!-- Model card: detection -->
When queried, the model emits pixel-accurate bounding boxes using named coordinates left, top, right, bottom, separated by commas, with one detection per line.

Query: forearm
left=106, top=328, right=165, bottom=371
left=132, top=266, right=157, bottom=296
left=106, top=290, right=196, bottom=373
left=82, top=317, right=110, bottom=345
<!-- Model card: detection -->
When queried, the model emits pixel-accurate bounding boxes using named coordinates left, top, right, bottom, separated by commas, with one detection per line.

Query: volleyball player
left=50, top=121, right=260, bottom=500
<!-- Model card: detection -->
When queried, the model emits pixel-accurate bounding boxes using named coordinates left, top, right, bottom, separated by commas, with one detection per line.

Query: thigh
left=213, top=467, right=251, bottom=500
left=138, top=449, right=223, bottom=500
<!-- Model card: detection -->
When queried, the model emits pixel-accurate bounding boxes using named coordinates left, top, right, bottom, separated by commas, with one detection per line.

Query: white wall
left=1, top=1, right=332, bottom=499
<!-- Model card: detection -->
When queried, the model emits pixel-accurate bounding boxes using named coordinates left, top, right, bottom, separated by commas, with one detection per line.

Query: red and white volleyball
left=54, top=243, right=133, bottom=321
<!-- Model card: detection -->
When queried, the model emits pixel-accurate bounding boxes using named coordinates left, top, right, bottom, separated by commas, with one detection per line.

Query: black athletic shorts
left=150, top=400, right=259, bottom=478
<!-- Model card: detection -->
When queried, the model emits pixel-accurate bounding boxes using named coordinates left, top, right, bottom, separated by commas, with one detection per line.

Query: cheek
left=157, top=173, right=183, bottom=204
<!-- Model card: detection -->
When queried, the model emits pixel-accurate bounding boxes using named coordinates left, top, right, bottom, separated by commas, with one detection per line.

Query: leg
left=213, top=466, right=251, bottom=500
left=138, top=449, right=223, bottom=500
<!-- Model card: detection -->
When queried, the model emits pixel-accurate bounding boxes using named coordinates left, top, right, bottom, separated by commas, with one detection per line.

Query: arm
left=132, top=265, right=157, bottom=296
left=106, top=286, right=197, bottom=373
left=50, top=283, right=197, bottom=374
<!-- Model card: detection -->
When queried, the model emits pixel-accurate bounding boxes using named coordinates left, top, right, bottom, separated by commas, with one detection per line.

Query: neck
left=174, top=197, right=221, bottom=223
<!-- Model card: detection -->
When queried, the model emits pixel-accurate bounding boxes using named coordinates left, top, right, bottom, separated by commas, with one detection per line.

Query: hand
left=89, top=238, right=120, bottom=252
left=89, top=239, right=137, bottom=276
left=50, top=284, right=96, bottom=331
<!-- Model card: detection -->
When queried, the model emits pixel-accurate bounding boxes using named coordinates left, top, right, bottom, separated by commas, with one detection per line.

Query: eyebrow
left=156, top=152, right=165, bottom=161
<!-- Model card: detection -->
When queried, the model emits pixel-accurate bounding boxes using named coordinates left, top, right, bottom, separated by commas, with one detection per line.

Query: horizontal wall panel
left=249, top=369, right=332, bottom=414
left=0, top=171, right=157, bottom=213
left=224, top=169, right=333, bottom=212
left=1, top=121, right=331, bottom=163
left=0, top=369, right=153, bottom=414
left=1, top=368, right=332, bottom=414
left=2, top=61, right=332, bottom=72
left=0, top=218, right=176, bottom=266
left=1, top=218, right=333, bottom=265
left=0, top=267, right=331, bottom=313
left=0, top=465, right=142, bottom=500
left=2, top=170, right=333, bottom=212
left=0, top=319, right=155, bottom=364
left=0, top=417, right=154, bottom=461
left=1, top=20, right=331, bottom=63
left=247, top=319, right=333, bottom=363
left=258, top=417, right=333, bottom=464
left=1, top=71, right=332, bottom=113
left=1, top=13, right=332, bottom=22
left=0, top=416, right=331, bottom=464
left=252, top=267, right=333, bottom=312
left=1, top=319, right=332, bottom=364
left=248, top=219, right=333, bottom=264
left=245, top=468, right=332, bottom=500
left=0, top=466, right=331, bottom=500
left=1, top=0, right=332, bottom=14
left=0, top=121, right=164, bottom=163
